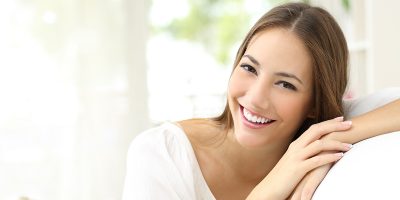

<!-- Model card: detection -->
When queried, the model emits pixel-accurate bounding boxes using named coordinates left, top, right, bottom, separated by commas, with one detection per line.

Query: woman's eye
left=276, top=81, right=297, bottom=91
left=240, top=64, right=257, bottom=75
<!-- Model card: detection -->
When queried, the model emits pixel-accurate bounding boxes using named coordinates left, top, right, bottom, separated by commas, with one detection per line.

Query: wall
left=370, top=0, right=400, bottom=92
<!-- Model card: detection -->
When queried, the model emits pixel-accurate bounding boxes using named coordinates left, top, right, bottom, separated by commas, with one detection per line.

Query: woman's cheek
left=229, top=71, right=248, bottom=96
left=278, top=94, right=311, bottom=121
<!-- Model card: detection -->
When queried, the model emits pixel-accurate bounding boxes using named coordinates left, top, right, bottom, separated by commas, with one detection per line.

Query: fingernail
left=334, top=116, right=344, bottom=121
left=335, top=152, right=344, bottom=157
left=342, top=120, right=352, bottom=126
left=343, top=143, right=353, bottom=149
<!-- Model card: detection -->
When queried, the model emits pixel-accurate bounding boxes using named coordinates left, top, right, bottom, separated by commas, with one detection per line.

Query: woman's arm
left=325, top=99, right=400, bottom=143
left=247, top=118, right=353, bottom=200
left=290, top=88, right=400, bottom=200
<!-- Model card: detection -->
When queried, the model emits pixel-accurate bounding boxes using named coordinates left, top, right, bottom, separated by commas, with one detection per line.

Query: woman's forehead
left=246, top=29, right=311, bottom=67
left=243, top=28, right=314, bottom=86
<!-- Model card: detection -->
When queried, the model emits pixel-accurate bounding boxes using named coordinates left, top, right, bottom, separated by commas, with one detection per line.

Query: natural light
left=1, top=0, right=399, bottom=199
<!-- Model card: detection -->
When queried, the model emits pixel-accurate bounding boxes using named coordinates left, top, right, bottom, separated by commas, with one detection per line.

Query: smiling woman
left=227, top=28, right=314, bottom=148
left=122, top=2, right=400, bottom=200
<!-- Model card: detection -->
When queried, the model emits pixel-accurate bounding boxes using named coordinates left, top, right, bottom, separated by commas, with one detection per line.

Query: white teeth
left=243, top=108, right=272, bottom=124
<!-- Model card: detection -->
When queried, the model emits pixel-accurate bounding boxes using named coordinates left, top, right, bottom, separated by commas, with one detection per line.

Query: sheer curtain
left=0, top=0, right=149, bottom=199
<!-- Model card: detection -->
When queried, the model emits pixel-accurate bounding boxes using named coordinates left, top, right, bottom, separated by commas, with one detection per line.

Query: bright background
left=0, top=0, right=399, bottom=199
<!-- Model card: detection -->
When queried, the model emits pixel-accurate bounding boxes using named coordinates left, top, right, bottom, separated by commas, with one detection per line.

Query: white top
left=123, top=87, right=400, bottom=200
left=122, top=122, right=216, bottom=200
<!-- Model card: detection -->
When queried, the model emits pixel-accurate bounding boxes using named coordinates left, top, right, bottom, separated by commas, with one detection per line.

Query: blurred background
left=0, top=0, right=399, bottom=199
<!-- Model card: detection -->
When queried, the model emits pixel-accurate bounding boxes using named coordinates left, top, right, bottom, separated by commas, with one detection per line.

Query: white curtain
left=0, top=0, right=149, bottom=199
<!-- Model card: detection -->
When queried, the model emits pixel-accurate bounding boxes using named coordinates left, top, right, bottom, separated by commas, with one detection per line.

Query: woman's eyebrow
left=275, top=72, right=303, bottom=85
left=243, top=54, right=260, bottom=66
left=243, top=54, right=304, bottom=85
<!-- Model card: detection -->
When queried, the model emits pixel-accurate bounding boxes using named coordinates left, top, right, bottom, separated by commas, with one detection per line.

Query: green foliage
left=155, top=0, right=251, bottom=65
left=153, top=0, right=351, bottom=65
left=341, top=0, right=351, bottom=12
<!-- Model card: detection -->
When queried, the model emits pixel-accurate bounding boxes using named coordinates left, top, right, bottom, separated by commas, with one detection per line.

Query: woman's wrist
left=247, top=179, right=282, bottom=200
left=321, top=121, right=356, bottom=144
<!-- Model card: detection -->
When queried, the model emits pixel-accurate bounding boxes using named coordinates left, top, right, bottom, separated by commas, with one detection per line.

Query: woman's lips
left=240, top=106, right=275, bottom=129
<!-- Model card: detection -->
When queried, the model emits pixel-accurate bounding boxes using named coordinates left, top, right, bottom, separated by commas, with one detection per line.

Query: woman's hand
left=289, top=136, right=353, bottom=200
left=288, top=161, right=332, bottom=200
left=247, top=117, right=353, bottom=200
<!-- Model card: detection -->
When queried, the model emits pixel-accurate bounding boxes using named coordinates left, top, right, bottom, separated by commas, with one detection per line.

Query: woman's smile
left=228, top=28, right=314, bottom=147
left=240, top=105, right=276, bottom=129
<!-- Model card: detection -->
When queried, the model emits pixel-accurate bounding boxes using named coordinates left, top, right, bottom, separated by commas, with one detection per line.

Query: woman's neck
left=215, top=129, right=290, bottom=183
left=178, top=118, right=294, bottom=199
left=180, top=118, right=291, bottom=183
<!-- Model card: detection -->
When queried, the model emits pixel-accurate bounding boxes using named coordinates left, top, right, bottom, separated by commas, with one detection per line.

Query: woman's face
left=228, top=28, right=314, bottom=148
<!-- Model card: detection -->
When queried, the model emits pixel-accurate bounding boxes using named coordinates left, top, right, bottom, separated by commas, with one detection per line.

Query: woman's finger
left=299, top=139, right=352, bottom=160
left=301, top=152, right=343, bottom=172
left=296, top=117, right=352, bottom=147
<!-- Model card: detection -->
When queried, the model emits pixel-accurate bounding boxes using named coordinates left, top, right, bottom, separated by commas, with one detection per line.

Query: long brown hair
left=213, top=2, right=348, bottom=139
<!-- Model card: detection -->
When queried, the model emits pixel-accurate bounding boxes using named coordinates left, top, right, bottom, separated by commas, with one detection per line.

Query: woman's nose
left=248, top=80, right=271, bottom=110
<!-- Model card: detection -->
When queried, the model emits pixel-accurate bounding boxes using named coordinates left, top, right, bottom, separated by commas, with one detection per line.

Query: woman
left=122, top=2, right=400, bottom=200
